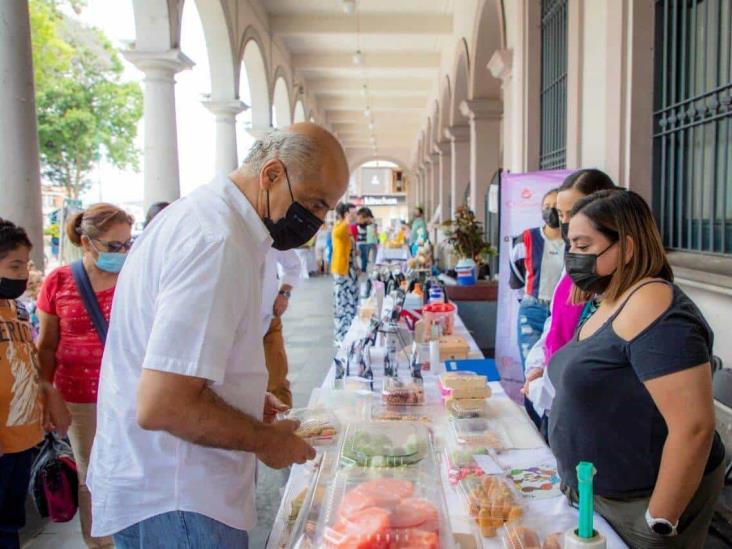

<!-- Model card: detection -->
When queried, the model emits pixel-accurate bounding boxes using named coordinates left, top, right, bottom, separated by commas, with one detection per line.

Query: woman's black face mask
left=565, top=242, right=617, bottom=294
left=542, top=208, right=560, bottom=229
left=263, top=165, right=323, bottom=250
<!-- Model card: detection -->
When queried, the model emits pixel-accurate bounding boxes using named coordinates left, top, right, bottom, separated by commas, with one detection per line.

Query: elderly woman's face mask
left=263, top=164, right=323, bottom=250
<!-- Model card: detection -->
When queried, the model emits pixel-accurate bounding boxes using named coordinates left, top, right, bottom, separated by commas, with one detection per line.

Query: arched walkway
left=241, top=34, right=271, bottom=132
left=272, top=71, right=292, bottom=128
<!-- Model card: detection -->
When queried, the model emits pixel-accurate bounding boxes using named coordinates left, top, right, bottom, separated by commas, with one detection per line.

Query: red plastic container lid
left=422, top=302, right=455, bottom=314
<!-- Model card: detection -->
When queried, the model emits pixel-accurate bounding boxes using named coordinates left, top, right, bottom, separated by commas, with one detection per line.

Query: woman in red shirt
left=37, top=203, right=133, bottom=549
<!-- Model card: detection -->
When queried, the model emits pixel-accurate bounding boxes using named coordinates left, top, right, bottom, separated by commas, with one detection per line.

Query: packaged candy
left=458, top=475, right=522, bottom=538
left=382, top=377, right=425, bottom=406
left=313, top=469, right=454, bottom=549
left=451, top=417, right=510, bottom=448
left=339, top=422, right=430, bottom=468
left=446, top=398, right=489, bottom=419
left=445, top=445, right=493, bottom=484
left=283, top=408, right=340, bottom=446
left=370, top=403, right=434, bottom=424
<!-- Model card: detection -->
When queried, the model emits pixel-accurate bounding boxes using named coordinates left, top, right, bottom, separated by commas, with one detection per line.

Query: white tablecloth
left=375, top=246, right=409, bottom=264
left=267, top=305, right=627, bottom=549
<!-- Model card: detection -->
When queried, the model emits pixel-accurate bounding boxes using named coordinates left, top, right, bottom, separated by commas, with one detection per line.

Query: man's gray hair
left=242, top=130, right=320, bottom=183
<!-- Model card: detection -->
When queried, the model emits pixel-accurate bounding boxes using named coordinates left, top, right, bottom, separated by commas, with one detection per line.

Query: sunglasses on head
left=94, top=238, right=134, bottom=253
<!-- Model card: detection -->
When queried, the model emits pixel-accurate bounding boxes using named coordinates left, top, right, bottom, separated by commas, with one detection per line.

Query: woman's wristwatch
left=645, top=509, right=678, bottom=536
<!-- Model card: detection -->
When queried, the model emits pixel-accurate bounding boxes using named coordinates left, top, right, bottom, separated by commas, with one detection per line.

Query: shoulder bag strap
left=70, top=260, right=108, bottom=344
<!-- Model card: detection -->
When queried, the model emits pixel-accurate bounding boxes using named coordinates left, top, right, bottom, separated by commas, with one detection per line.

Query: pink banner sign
left=494, top=170, right=575, bottom=385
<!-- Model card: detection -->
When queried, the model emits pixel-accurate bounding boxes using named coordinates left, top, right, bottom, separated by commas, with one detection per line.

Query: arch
left=131, top=0, right=179, bottom=51
left=469, top=0, right=505, bottom=99
left=430, top=100, right=440, bottom=149
left=348, top=154, right=408, bottom=174
left=307, top=110, right=317, bottom=123
left=424, top=117, right=432, bottom=160
left=272, top=67, right=292, bottom=128
left=438, top=76, right=452, bottom=141
left=293, top=100, right=306, bottom=123
left=193, top=0, right=236, bottom=99
left=450, top=39, right=470, bottom=126
left=240, top=33, right=271, bottom=130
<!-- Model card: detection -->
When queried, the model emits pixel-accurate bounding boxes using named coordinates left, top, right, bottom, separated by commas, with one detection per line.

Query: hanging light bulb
left=368, top=121, right=375, bottom=130
left=363, top=106, right=371, bottom=118
left=353, top=50, right=364, bottom=65
left=361, top=84, right=368, bottom=96
left=342, top=0, right=356, bottom=15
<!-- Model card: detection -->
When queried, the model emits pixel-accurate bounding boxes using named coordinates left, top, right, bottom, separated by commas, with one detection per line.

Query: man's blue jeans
left=113, top=511, right=248, bottom=549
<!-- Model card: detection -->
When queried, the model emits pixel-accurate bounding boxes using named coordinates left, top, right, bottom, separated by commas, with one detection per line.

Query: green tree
left=30, top=0, right=142, bottom=199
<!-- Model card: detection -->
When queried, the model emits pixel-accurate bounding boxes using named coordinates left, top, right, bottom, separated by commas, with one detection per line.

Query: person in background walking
left=366, top=219, right=378, bottom=265
left=332, top=202, right=358, bottom=344
left=0, top=218, right=70, bottom=549
left=355, top=207, right=373, bottom=273
left=509, top=188, right=564, bottom=429
left=37, top=203, right=134, bottom=549
left=409, top=207, right=427, bottom=252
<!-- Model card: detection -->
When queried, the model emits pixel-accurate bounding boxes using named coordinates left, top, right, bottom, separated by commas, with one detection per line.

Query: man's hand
left=257, top=419, right=316, bottom=469
left=40, top=382, right=71, bottom=437
left=263, top=392, right=289, bottom=424
left=273, top=294, right=289, bottom=317
left=521, top=367, right=544, bottom=395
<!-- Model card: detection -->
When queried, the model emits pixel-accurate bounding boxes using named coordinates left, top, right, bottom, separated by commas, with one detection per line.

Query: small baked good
left=505, top=526, right=541, bottom=548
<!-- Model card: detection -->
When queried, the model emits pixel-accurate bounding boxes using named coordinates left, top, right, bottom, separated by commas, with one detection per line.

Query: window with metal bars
left=653, top=0, right=732, bottom=255
left=539, top=0, right=568, bottom=170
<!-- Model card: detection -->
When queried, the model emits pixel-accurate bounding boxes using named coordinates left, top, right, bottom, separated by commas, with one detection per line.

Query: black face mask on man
left=565, top=242, right=616, bottom=294
left=0, top=277, right=28, bottom=300
left=542, top=208, right=560, bottom=229
left=263, top=164, right=323, bottom=250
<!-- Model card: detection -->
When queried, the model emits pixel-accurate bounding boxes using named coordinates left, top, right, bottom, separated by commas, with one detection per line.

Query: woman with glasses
left=37, top=203, right=133, bottom=549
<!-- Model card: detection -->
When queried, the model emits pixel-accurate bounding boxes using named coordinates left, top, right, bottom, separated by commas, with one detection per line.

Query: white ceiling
left=263, top=0, right=455, bottom=161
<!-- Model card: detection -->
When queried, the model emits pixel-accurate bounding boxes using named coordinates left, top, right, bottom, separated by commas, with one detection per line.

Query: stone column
left=445, top=125, right=470, bottom=218
left=202, top=99, right=247, bottom=174
left=124, top=49, right=193, bottom=209
left=429, top=153, right=440, bottom=222
left=423, top=160, right=433, bottom=218
left=436, top=143, right=451, bottom=223
left=460, top=99, right=502, bottom=226
left=0, top=1, right=44, bottom=266
left=416, top=167, right=424, bottom=210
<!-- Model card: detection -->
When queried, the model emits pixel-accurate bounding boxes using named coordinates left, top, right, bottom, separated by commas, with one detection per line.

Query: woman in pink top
left=522, top=170, right=616, bottom=421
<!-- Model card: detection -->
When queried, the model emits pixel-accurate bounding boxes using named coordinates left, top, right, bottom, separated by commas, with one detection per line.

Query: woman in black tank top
left=548, top=190, right=724, bottom=548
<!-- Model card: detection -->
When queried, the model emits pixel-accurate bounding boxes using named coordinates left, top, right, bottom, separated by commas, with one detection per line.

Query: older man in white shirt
left=87, top=124, right=349, bottom=548
left=262, top=249, right=300, bottom=406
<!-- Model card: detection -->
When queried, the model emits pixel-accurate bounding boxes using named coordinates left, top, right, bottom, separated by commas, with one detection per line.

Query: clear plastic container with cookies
left=381, top=376, right=425, bottom=406
left=339, top=421, right=432, bottom=469
left=283, top=407, right=340, bottom=446
left=451, top=417, right=510, bottom=448
left=500, top=515, right=577, bottom=549
left=311, top=468, right=456, bottom=548
left=458, top=474, right=524, bottom=539
left=445, top=397, right=489, bottom=419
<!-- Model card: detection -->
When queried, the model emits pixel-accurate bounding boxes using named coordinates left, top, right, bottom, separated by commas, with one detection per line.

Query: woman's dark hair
left=335, top=202, right=355, bottom=219
left=569, top=189, right=673, bottom=303
left=145, top=202, right=170, bottom=227
left=559, top=169, right=616, bottom=195
left=415, top=207, right=424, bottom=216
left=0, top=218, right=33, bottom=260
left=66, top=203, right=134, bottom=248
left=542, top=187, right=560, bottom=202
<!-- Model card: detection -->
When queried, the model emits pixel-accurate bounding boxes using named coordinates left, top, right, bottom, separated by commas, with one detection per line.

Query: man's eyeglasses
left=94, top=238, right=134, bottom=253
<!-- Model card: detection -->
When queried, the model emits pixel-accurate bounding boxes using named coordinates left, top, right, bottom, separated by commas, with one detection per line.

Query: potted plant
left=441, top=206, right=496, bottom=285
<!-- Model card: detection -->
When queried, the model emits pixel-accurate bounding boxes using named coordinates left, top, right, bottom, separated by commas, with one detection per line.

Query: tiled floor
left=20, top=275, right=336, bottom=548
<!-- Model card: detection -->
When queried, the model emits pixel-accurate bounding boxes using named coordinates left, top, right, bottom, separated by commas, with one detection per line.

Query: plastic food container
left=370, top=402, right=434, bottom=424
left=382, top=376, right=425, bottom=406
left=284, top=408, right=340, bottom=446
left=422, top=302, right=456, bottom=336
left=339, top=421, right=431, bottom=468
left=500, top=515, right=577, bottom=549
left=446, top=398, right=489, bottom=419
left=445, top=445, right=495, bottom=484
left=438, top=371, right=477, bottom=398
left=458, top=474, right=523, bottom=538
left=451, top=417, right=510, bottom=448
left=313, top=469, right=455, bottom=549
